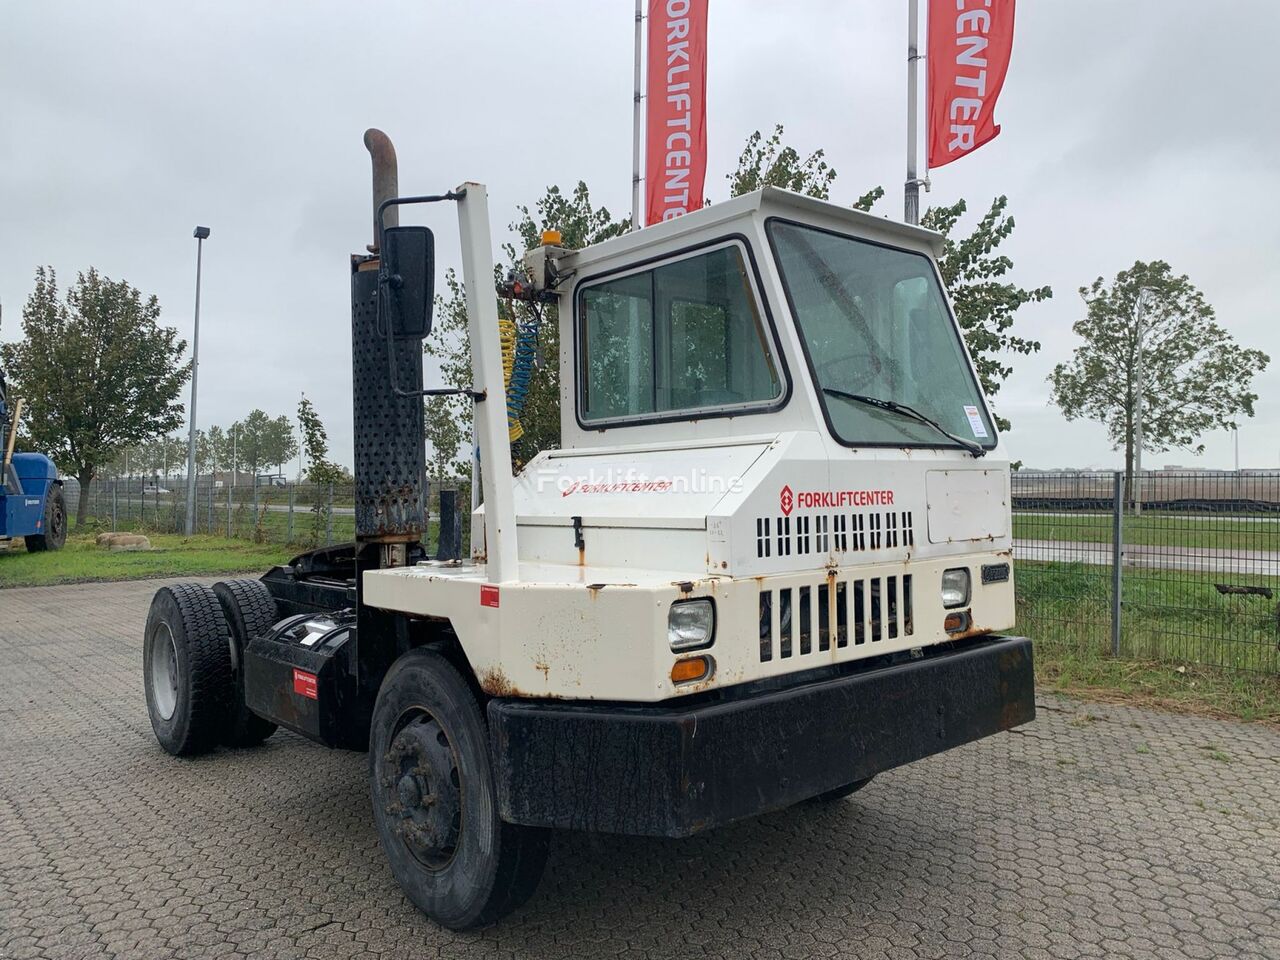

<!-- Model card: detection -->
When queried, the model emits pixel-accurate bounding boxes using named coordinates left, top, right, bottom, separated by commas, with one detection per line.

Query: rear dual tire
left=143, top=583, right=233, bottom=755
left=370, top=648, right=548, bottom=930
left=143, top=579, right=278, bottom=755
left=212, top=579, right=279, bottom=747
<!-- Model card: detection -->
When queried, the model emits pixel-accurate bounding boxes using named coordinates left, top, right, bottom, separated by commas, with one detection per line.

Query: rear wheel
left=370, top=648, right=548, bottom=930
left=24, top=484, right=67, bottom=552
left=143, top=583, right=232, bottom=755
left=212, top=578, right=279, bottom=747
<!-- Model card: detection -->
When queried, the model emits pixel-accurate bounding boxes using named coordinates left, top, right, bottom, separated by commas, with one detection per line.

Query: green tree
left=158, top=435, right=185, bottom=480
left=424, top=181, right=628, bottom=473
left=232, top=409, right=294, bottom=477
left=423, top=269, right=474, bottom=481
left=194, top=429, right=213, bottom=475
left=729, top=124, right=838, bottom=200
left=297, top=394, right=342, bottom=546
left=729, top=124, right=884, bottom=210
left=922, top=197, right=1050, bottom=424
left=265, top=414, right=298, bottom=474
left=204, top=425, right=230, bottom=475
left=1049, top=260, right=1269, bottom=492
left=0, top=267, right=189, bottom=523
left=505, top=183, right=628, bottom=465
left=297, top=394, right=342, bottom=484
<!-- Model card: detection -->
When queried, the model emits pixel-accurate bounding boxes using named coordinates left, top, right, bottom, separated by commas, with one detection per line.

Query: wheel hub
left=380, top=716, right=461, bottom=868
left=149, top=623, right=180, bottom=722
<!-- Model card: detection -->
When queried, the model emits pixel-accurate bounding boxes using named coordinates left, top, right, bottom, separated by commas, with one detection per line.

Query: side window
left=579, top=244, right=782, bottom=423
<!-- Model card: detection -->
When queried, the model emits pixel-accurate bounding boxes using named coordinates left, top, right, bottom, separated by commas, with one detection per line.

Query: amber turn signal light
left=944, top=611, right=970, bottom=633
left=670, top=656, right=713, bottom=685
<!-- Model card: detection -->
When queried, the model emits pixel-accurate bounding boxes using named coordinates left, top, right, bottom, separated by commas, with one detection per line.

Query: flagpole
left=632, top=0, right=644, bottom=231
left=905, top=0, right=921, bottom=225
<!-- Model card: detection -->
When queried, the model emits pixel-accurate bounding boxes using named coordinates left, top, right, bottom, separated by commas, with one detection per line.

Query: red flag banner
left=927, top=0, right=1015, bottom=169
left=645, top=0, right=708, bottom=225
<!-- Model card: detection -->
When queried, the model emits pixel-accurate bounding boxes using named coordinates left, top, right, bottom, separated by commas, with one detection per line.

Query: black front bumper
left=489, top=635, right=1034, bottom=837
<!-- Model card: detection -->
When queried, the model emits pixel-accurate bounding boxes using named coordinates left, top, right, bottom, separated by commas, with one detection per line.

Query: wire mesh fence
left=1014, top=471, right=1280, bottom=674
left=65, top=470, right=1280, bottom=674
left=69, top=478, right=469, bottom=553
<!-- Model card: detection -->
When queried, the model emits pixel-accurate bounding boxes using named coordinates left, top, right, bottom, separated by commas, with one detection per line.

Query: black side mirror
left=381, top=225, right=434, bottom=338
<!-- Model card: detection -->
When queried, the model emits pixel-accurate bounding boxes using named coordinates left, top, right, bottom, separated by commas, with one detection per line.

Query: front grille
left=755, top=510, right=914, bottom=559
left=759, top=573, right=914, bottom=662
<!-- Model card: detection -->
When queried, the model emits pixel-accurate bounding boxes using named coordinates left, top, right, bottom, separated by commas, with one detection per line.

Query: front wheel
left=24, top=484, right=67, bottom=552
left=369, top=648, right=548, bottom=930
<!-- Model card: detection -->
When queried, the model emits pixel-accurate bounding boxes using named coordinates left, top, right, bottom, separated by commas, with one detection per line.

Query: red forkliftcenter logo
left=779, top=484, right=894, bottom=516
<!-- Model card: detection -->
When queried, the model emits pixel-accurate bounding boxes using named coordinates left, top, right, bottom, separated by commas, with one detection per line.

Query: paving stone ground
left=1, top=577, right=1277, bottom=960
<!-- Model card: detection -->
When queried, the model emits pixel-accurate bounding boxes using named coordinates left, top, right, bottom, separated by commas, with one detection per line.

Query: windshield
left=769, top=221, right=996, bottom=450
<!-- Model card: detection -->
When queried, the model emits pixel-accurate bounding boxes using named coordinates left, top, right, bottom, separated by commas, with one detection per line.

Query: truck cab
left=364, top=188, right=1018, bottom=704
left=142, top=134, right=1033, bottom=932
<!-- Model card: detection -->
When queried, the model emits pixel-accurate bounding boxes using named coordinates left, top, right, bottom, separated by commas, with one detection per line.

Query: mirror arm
left=376, top=191, right=465, bottom=253
left=423, top=387, right=487, bottom=401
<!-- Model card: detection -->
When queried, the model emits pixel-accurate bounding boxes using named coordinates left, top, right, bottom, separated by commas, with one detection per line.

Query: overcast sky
left=2, top=1, right=1277, bottom=471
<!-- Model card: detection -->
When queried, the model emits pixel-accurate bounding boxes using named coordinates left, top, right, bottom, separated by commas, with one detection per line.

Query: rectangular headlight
left=941, top=568, right=970, bottom=609
left=668, top=599, right=715, bottom=652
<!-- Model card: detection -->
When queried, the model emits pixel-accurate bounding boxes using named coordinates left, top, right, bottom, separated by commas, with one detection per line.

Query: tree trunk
left=75, top=468, right=95, bottom=527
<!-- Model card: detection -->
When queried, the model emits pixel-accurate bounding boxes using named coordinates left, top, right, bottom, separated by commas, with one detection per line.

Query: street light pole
left=184, top=226, right=210, bottom=536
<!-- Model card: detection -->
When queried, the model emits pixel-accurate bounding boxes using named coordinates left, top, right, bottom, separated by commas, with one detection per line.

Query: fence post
left=111, top=482, right=118, bottom=531
left=226, top=483, right=233, bottom=539
left=287, top=484, right=295, bottom=543
left=326, top=482, right=334, bottom=544
left=1110, top=470, right=1125, bottom=657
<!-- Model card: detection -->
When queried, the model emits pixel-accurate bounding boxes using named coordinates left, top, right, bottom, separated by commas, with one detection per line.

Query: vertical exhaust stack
left=351, top=129, right=426, bottom=564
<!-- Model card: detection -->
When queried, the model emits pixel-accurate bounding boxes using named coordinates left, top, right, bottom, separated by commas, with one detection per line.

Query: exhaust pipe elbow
left=363, top=128, right=399, bottom=249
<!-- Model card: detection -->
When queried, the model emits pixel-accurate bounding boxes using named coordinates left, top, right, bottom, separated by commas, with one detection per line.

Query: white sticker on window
left=963, top=405, right=989, bottom=438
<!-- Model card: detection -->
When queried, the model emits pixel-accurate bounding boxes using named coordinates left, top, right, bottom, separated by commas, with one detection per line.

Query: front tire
left=24, top=484, right=67, bottom=552
left=143, top=583, right=232, bottom=755
left=212, top=578, right=279, bottom=747
left=369, top=648, right=548, bottom=930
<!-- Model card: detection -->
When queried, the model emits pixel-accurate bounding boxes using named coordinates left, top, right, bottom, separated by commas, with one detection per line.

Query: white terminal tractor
left=143, top=130, right=1034, bottom=931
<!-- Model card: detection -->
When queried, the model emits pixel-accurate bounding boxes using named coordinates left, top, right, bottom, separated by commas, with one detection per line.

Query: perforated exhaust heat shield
left=350, top=260, right=426, bottom=540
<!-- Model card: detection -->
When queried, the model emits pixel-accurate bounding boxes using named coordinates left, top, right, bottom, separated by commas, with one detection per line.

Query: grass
left=1014, top=511, right=1280, bottom=552
left=1020, top=559, right=1280, bottom=724
left=1035, top=644, right=1280, bottom=726
left=0, top=533, right=294, bottom=588
left=1017, top=560, right=1280, bottom=673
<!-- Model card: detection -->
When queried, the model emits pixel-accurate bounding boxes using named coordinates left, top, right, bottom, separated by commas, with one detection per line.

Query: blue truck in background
left=1, top=366, right=67, bottom=552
